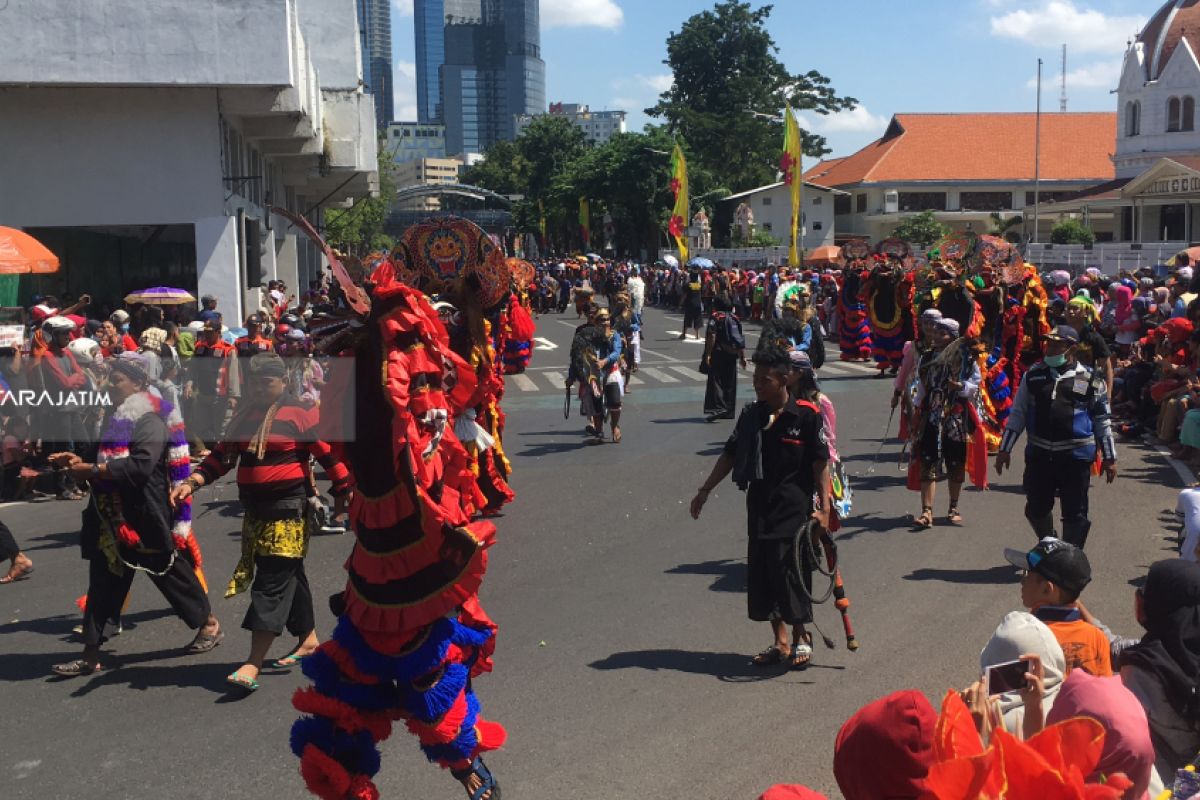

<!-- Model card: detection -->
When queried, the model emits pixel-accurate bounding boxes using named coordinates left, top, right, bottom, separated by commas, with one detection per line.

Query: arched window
left=1185, top=97, right=1196, bottom=132
left=1127, top=101, right=1141, bottom=136
left=1169, top=97, right=1182, bottom=132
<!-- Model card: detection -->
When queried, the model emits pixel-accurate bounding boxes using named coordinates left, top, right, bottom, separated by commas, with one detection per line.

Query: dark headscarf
left=249, top=351, right=286, bottom=379
left=1121, top=560, right=1200, bottom=725
left=108, top=351, right=150, bottom=386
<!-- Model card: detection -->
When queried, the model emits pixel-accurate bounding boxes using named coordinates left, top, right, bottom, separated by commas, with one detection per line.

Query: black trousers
left=0, top=518, right=17, bottom=560
left=747, top=535, right=814, bottom=626
left=704, top=351, right=738, bottom=418
left=243, top=555, right=314, bottom=637
left=82, top=550, right=211, bottom=647
left=1022, top=451, right=1093, bottom=548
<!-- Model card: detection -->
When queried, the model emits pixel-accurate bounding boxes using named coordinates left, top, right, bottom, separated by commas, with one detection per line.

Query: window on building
left=813, top=221, right=823, bottom=230
left=762, top=223, right=773, bottom=232
left=1186, top=97, right=1196, bottom=132
left=959, top=191, right=1012, bottom=211
left=812, top=196, right=822, bottom=205
left=1127, top=101, right=1141, bottom=136
left=1024, top=190, right=1075, bottom=206
left=898, top=192, right=947, bottom=212
left=834, top=195, right=852, bottom=215
left=856, top=194, right=867, bottom=213
left=761, top=196, right=772, bottom=206
left=1169, top=97, right=1182, bottom=132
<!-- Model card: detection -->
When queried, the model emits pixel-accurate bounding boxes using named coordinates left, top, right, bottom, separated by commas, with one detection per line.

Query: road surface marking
left=533, top=337, right=558, bottom=350
left=638, top=367, right=679, bottom=383
left=543, top=371, right=567, bottom=389
left=509, top=373, right=538, bottom=392
left=669, top=366, right=708, bottom=381
left=639, top=347, right=682, bottom=362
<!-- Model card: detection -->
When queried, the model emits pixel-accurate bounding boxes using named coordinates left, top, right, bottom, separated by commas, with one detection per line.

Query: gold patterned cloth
left=225, top=515, right=308, bottom=598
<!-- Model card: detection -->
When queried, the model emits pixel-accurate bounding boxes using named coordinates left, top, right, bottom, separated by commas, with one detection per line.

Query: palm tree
left=989, top=212, right=1024, bottom=243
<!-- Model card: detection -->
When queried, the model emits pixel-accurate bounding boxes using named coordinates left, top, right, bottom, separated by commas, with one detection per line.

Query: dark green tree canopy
left=648, top=1, right=856, bottom=192
left=892, top=211, right=949, bottom=247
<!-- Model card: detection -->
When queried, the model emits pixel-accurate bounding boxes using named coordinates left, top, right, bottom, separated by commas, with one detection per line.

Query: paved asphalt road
left=0, top=304, right=1188, bottom=800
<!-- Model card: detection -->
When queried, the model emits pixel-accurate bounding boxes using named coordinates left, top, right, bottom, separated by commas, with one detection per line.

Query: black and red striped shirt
left=196, top=399, right=351, bottom=518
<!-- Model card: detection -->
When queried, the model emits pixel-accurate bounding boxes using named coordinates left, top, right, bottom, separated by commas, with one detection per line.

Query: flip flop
left=271, top=651, right=310, bottom=669
left=751, top=645, right=788, bottom=667
left=225, top=672, right=259, bottom=693
left=185, top=629, right=224, bottom=654
left=0, top=565, right=33, bottom=584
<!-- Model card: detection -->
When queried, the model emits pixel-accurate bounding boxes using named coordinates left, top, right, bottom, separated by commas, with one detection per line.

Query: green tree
left=324, top=146, right=396, bottom=254
left=989, top=212, right=1024, bottom=243
left=459, top=140, right=524, bottom=196
left=893, top=211, right=949, bottom=247
left=648, top=1, right=856, bottom=192
left=1050, top=218, right=1096, bottom=245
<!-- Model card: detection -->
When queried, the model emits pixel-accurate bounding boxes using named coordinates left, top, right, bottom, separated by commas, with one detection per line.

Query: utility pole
left=1034, top=58, right=1043, bottom=245
left=1060, top=44, right=1068, bottom=112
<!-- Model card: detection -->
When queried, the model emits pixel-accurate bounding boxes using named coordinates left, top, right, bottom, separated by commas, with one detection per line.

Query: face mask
left=1045, top=353, right=1068, bottom=368
left=119, top=324, right=129, bottom=333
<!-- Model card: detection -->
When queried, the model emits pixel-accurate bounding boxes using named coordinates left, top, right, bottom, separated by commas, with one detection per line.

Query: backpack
left=807, top=321, right=826, bottom=369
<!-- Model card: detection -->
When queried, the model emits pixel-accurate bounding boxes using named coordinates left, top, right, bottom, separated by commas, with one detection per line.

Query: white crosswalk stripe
left=543, top=371, right=567, bottom=390
left=669, top=365, right=708, bottom=381
left=509, top=373, right=538, bottom=392
left=637, top=367, right=678, bottom=383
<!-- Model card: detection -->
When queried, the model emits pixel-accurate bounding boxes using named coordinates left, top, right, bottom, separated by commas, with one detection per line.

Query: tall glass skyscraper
left=417, top=0, right=544, bottom=154
left=357, top=0, right=395, bottom=126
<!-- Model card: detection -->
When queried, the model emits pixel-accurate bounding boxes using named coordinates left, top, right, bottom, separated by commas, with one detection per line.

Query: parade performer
left=573, top=307, right=623, bottom=443
left=175, top=352, right=353, bottom=693
left=50, top=351, right=222, bottom=676
left=863, top=240, right=914, bottom=376
left=909, top=318, right=988, bottom=529
left=690, top=338, right=832, bottom=670
left=702, top=298, right=747, bottom=421
left=273, top=210, right=507, bottom=800
left=500, top=258, right=536, bottom=375
left=892, top=308, right=944, bottom=440
left=837, top=241, right=873, bottom=361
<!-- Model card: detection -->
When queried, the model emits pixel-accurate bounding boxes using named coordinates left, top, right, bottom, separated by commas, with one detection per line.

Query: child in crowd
left=1004, top=537, right=1112, bottom=676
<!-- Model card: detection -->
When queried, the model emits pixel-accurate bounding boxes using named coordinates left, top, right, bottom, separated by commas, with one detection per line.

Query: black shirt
left=724, top=399, right=830, bottom=539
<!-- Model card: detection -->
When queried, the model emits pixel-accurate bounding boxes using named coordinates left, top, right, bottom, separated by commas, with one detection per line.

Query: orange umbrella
left=0, top=226, right=60, bottom=274
left=804, top=245, right=841, bottom=266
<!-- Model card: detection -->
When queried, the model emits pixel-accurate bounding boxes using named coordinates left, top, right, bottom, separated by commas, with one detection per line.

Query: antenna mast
left=1060, top=44, right=1068, bottom=112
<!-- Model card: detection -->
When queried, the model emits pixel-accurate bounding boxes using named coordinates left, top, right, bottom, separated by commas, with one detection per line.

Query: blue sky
left=390, top=0, right=1153, bottom=159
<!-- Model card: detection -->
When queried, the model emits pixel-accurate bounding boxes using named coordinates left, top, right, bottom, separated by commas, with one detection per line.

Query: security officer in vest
left=995, top=325, right=1117, bottom=549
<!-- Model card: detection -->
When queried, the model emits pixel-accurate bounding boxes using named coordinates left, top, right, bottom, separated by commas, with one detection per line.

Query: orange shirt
left=1044, top=618, right=1112, bottom=677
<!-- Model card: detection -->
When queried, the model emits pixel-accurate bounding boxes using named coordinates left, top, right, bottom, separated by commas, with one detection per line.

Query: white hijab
left=980, top=611, right=1067, bottom=738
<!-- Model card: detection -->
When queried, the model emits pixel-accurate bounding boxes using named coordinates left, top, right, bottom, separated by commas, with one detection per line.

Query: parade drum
left=842, top=239, right=872, bottom=261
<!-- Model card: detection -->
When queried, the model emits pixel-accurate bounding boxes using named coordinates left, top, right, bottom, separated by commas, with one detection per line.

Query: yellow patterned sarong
left=225, top=515, right=308, bottom=598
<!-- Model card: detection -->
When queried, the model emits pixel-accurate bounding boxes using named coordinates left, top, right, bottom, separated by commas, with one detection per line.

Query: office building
left=438, top=0, right=545, bottom=154
left=358, top=0, right=394, bottom=126
left=385, top=121, right=448, bottom=163
left=393, top=157, right=465, bottom=211
left=516, top=103, right=627, bottom=145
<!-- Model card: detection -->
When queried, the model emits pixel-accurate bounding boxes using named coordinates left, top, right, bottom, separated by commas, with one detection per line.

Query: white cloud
left=610, top=97, right=641, bottom=111
left=392, top=0, right=413, bottom=18
left=990, top=1, right=1145, bottom=54
left=542, top=0, right=624, bottom=30
left=797, top=105, right=890, bottom=135
left=637, top=73, right=673, bottom=93
left=1025, top=59, right=1122, bottom=91
left=394, top=60, right=418, bottom=121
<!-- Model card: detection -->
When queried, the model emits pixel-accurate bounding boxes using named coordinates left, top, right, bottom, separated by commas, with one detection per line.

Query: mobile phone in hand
left=986, top=658, right=1031, bottom=696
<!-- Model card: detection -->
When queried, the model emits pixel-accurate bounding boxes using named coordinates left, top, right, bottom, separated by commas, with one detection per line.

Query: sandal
left=751, top=644, right=788, bottom=667
left=791, top=638, right=813, bottom=670
left=947, top=506, right=964, bottom=526
left=0, top=565, right=33, bottom=584
left=451, top=755, right=500, bottom=800
left=271, top=649, right=312, bottom=669
left=185, top=628, right=224, bottom=654
left=612, top=427, right=622, bottom=444
left=225, top=672, right=259, bottom=693
left=51, top=659, right=100, bottom=677
left=914, top=507, right=934, bottom=529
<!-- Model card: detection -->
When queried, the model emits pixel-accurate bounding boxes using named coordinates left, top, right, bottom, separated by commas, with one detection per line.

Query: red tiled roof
left=800, top=113, right=1116, bottom=186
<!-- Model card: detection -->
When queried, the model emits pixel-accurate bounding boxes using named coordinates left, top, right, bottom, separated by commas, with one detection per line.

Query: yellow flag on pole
left=782, top=106, right=803, bottom=267
left=669, top=143, right=689, bottom=263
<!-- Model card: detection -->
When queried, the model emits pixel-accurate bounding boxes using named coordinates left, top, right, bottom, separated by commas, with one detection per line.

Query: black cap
left=1004, top=537, right=1092, bottom=594
left=1044, top=324, right=1080, bottom=344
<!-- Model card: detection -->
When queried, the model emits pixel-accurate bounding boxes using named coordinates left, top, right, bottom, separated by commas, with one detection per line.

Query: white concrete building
left=516, top=103, right=627, bottom=145
left=392, top=157, right=465, bottom=211
left=0, top=0, right=378, bottom=323
left=715, top=182, right=843, bottom=252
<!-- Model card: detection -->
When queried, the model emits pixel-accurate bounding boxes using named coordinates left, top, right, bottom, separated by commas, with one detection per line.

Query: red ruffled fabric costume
left=291, top=262, right=506, bottom=800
